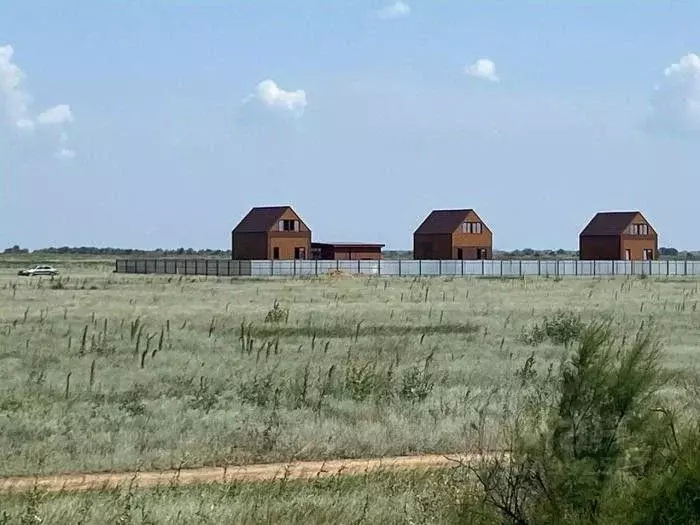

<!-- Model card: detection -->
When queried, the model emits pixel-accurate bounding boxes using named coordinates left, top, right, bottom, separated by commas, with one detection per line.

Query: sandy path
left=0, top=453, right=491, bottom=494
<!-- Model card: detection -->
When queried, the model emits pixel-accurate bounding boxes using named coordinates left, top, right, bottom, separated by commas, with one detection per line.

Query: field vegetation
left=2, top=257, right=700, bottom=523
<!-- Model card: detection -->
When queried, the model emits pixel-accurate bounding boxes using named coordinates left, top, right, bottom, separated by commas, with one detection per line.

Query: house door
left=624, top=249, right=631, bottom=261
left=273, top=247, right=280, bottom=260
left=643, top=249, right=653, bottom=261
left=456, top=248, right=463, bottom=260
left=294, top=247, right=306, bottom=260
left=476, top=248, right=486, bottom=260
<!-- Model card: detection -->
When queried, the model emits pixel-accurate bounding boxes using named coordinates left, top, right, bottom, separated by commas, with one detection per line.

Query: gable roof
left=414, top=209, right=483, bottom=235
left=233, top=206, right=298, bottom=233
left=580, top=211, right=649, bottom=236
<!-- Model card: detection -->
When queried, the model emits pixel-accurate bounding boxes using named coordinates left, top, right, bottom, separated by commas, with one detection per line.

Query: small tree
left=461, top=319, right=669, bottom=524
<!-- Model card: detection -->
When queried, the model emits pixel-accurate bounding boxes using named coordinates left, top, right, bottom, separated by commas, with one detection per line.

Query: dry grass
left=1, top=260, right=700, bottom=480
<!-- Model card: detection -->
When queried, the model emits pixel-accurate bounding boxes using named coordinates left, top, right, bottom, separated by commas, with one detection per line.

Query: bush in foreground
left=452, top=319, right=700, bottom=525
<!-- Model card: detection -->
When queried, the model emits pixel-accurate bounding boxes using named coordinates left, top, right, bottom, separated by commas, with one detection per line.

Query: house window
left=462, top=222, right=482, bottom=234
left=624, top=249, right=631, bottom=261
left=279, top=219, right=299, bottom=232
left=273, top=247, right=280, bottom=260
left=626, top=223, right=649, bottom=236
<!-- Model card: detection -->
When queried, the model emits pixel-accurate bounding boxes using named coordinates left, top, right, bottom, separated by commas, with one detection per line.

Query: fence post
left=378, top=259, right=381, bottom=276
left=500, top=260, right=503, bottom=277
left=271, top=260, right=274, bottom=277
left=482, top=259, right=485, bottom=276
left=685, top=259, right=688, bottom=276
left=357, top=259, right=361, bottom=275
left=538, top=259, right=541, bottom=276
left=439, top=260, right=442, bottom=276
left=575, top=260, right=578, bottom=276
left=293, top=259, right=297, bottom=276
left=315, top=259, right=318, bottom=276
left=519, top=260, right=522, bottom=277
left=419, top=260, right=422, bottom=276
left=461, top=260, right=464, bottom=276
left=398, top=259, right=402, bottom=276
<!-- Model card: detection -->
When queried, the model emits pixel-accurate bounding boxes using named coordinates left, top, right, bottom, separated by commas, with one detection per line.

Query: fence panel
left=113, top=258, right=700, bottom=278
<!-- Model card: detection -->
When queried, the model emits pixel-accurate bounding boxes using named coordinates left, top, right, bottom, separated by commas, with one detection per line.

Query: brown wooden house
left=413, top=209, right=493, bottom=260
left=311, top=242, right=385, bottom=260
left=232, top=206, right=311, bottom=260
left=579, top=211, right=658, bottom=261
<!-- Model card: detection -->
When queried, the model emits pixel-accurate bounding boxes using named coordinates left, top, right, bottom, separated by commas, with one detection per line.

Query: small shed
left=579, top=211, right=658, bottom=261
left=311, top=242, right=385, bottom=260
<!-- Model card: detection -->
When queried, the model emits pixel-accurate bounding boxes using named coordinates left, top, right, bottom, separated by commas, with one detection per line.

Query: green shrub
left=520, top=310, right=584, bottom=348
left=344, top=361, right=378, bottom=402
left=456, top=319, right=670, bottom=524
left=238, top=373, right=276, bottom=407
left=264, top=300, right=289, bottom=324
left=399, top=366, right=434, bottom=404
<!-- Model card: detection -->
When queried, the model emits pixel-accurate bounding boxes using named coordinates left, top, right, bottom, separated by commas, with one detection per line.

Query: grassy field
left=2, top=257, right=700, bottom=480
left=3, top=257, right=700, bottom=523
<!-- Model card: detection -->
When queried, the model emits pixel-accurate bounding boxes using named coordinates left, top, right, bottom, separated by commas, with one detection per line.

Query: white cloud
left=38, top=104, right=73, bottom=125
left=376, top=1, right=411, bottom=20
left=243, top=79, right=307, bottom=118
left=647, top=53, right=700, bottom=135
left=465, top=58, right=499, bottom=83
left=0, top=44, right=76, bottom=158
left=55, top=148, right=76, bottom=160
left=0, top=44, right=33, bottom=129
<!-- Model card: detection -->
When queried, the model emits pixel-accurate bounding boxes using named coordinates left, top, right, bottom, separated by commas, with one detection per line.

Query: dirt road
left=0, top=453, right=492, bottom=494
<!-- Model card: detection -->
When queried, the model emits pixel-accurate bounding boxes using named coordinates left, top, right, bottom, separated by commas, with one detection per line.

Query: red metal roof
left=580, top=211, right=649, bottom=236
left=414, top=209, right=477, bottom=235
left=233, top=206, right=300, bottom=233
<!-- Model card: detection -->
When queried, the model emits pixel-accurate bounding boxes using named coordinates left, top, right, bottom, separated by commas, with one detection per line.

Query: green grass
left=2, top=260, right=700, bottom=479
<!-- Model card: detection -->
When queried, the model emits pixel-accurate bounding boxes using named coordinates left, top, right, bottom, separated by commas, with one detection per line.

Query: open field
left=2, top=258, right=700, bottom=480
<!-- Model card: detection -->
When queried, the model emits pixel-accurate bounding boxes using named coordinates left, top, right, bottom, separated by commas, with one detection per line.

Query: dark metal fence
left=114, top=258, right=700, bottom=277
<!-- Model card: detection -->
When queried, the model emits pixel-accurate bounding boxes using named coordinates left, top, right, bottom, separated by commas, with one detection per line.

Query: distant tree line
left=2, top=245, right=697, bottom=259
left=2, top=246, right=231, bottom=257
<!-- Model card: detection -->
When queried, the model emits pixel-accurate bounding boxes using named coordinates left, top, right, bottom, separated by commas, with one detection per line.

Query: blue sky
left=2, top=1, right=700, bottom=251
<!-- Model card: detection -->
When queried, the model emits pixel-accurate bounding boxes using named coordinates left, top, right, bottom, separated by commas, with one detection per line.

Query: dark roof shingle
left=580, top=211, right=641, bottom=236
left=414, top=209, right=476, bottom=235
left=233, top=206, right=292, bottom=233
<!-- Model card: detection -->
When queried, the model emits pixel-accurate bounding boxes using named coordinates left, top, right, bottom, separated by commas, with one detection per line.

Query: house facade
left=311, top=242, right=385, bottom=260
left=413, top=209, right=493, bottom=260
left=232, top=206, right=311, bottom=260
left=579, top=211, right=658, bottom=261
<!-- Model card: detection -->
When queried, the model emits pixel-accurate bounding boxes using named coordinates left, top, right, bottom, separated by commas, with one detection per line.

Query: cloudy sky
left=2, top=1, right=699, bottom=251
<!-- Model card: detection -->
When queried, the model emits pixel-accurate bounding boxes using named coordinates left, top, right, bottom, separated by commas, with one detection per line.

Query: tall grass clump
left=446, top=318, right=700, bottom=525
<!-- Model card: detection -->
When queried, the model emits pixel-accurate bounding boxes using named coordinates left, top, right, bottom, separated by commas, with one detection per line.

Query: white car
left=17, top=265, right=59, bottom=276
